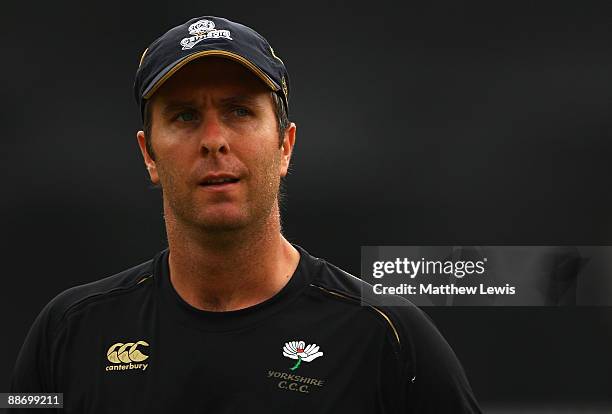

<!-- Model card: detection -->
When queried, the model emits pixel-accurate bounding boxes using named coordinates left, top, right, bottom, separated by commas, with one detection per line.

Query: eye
left=175, top=110, right=198, bottom=122
left=232, top=107, right=251, bottom=117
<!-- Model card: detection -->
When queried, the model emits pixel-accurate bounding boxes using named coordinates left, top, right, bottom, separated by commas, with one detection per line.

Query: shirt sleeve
left=8, top=300, right=60, bottom=413
left=400, top=306, right=482, bottom=413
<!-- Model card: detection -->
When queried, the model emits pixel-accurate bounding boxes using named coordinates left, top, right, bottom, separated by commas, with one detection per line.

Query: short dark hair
left=142, top=91, right=289, bottom=160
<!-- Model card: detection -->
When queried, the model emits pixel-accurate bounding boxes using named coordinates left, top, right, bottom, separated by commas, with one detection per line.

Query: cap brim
left=142, top=50, right=280, bottom=100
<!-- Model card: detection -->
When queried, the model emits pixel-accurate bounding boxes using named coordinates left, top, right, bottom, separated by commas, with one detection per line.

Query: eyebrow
left=218, top=95, right=259, bottom=106
left=161, top=94, right=262, bottom=115
left=161, top=100, right=198, bottom=117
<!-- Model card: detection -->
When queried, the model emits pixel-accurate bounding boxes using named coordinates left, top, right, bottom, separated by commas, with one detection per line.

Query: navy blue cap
left=134, top=16, right=289, bottom=120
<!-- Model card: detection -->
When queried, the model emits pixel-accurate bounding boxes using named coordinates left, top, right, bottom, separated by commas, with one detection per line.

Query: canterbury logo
left=107, top=340, right=149, bottom=363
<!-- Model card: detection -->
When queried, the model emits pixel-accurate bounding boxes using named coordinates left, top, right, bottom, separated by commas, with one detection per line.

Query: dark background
left=2, top=0, right=612, bottom=411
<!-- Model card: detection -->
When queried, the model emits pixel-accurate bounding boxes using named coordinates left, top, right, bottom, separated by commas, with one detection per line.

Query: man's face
left=136, top=57, right=296, bottom=232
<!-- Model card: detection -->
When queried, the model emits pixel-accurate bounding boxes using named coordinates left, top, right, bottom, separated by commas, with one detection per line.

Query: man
left=10, top=16, right=481, bottom=413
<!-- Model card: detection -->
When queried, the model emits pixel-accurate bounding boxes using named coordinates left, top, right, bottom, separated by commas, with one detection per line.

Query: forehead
left=152, top=57, right=271, bottom=103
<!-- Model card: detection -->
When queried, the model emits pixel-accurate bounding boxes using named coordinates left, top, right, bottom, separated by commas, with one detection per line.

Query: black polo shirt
left=10, top=244, right=481, bottom=413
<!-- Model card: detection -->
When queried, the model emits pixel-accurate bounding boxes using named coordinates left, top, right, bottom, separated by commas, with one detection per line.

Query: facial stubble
left=156, top=147, right=283, bottom=235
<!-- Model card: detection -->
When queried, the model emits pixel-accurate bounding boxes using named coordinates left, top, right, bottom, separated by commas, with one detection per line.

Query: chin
left=194, top=210, right=251, bottom=232
left=199, top=219, right=249, bottom=232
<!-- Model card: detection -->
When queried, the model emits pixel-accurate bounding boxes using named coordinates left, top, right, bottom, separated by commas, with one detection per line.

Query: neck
left=163, top=202, right=300, bottom=312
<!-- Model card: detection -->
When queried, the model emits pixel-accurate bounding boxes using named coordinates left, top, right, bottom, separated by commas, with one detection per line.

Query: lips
left=200, top=177, right=240, bottom=186
left=199, top=173, right=240, bottom=187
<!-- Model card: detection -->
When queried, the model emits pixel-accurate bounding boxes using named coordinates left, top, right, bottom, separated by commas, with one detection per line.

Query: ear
left=279, top=122, right=297, bottom=178
left=136, top=130, right=159, bottom=185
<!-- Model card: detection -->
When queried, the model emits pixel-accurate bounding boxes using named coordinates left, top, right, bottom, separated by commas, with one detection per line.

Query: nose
left=198, top=110, right=230, bottom=156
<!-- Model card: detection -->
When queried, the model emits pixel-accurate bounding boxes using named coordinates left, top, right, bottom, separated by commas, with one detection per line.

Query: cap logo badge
left=180, top=19, right=232, bottom=50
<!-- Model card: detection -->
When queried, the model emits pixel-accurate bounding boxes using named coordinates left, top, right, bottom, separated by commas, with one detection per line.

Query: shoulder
left=298, top=247, right=482, bottom=412
left=36, top=252, right=159, bottom=337
left=298, top=246, right=441, bottom=355
left=10, top=251, right=161, bottom=392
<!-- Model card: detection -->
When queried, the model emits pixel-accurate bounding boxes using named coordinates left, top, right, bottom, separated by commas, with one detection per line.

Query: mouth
left=199, top=176, right=241, bottom=189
